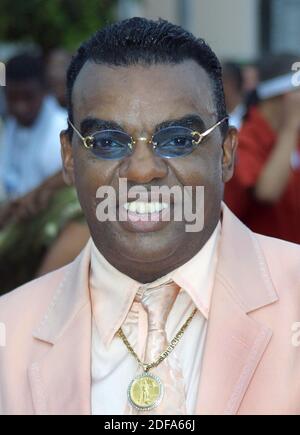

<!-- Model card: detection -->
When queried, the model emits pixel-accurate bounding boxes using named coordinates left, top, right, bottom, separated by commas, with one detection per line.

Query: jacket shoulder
left=0, top=264, right=69, bottom=326
left=256, top=233, right=300, bottom=297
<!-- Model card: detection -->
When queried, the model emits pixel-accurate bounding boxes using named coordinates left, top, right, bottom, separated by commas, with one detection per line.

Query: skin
left=5, top=79, right=45, bottom=127
left=61, top=60, right=237, bottom=283
left=46, top=49, right=72, bottom=108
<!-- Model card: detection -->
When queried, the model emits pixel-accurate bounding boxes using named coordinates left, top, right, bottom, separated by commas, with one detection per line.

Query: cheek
left=73, top=151, right=118, bottom=216
left=171, top=148, right=223, bottom=189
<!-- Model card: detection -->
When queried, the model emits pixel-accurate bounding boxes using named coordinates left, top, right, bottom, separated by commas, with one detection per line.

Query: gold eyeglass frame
left=67, top=116, right=228, bottom=155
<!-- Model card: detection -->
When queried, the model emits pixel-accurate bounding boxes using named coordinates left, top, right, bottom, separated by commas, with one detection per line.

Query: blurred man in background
left=222, top=61, right=245, bottom=129
left=0, top=53, right=66, bottom=200
left=0, top=88, right=5, bottom=119
left=225, top=53, right=300, bottom=244
left=46, top=49, right=72, bottom=109
left=0, top=52, right=88, bottom=294
left=242, top=62, right=259, bottom=95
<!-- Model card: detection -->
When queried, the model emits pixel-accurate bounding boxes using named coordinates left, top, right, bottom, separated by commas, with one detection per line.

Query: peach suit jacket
left=0, top=204, right=300, bottom=415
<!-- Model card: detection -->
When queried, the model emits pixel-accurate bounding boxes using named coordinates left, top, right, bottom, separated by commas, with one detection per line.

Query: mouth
left=123, top=200, right=169, bottom=214
left=118, top=198, right=172, bottom=233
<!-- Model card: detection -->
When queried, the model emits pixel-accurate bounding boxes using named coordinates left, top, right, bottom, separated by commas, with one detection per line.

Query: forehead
left=72, top=60, right=216, bottom=131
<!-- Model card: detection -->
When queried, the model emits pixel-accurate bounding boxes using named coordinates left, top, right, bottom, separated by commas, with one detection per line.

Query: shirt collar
left=90, top=222, right=221, bottom=347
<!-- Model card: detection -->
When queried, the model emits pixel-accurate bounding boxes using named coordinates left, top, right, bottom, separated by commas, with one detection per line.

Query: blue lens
left=153, top=126, right=196, bottom=158
left=90, top=130, right=132, bottom=160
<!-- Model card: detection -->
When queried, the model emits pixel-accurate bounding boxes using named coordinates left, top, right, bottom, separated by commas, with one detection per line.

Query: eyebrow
left=155, top=114, right=206, bottom=132
left=79, top=113, right=206, bottom=136
left=80, top=118, right=124, bottom=135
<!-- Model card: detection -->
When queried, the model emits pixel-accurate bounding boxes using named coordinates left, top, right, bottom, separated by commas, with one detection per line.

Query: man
left=0, top=18, right=299, bottom=415
left=222, top=61, right=245, bottom=129
left=46, top=49, right=72, bottom=109
left=0, top=53, right=66, bottom=200
left=225, top=54, right=300, bottom=244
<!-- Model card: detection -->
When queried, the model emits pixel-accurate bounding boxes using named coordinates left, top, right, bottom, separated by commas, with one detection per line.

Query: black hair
left=6, top=53, right=45, bottom=85
left=222, top=61, right=243, bottom=93
left=66, top=17, right=228, bottom=138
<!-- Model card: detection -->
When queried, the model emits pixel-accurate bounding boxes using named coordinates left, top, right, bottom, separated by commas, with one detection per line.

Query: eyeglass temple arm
left=67, top=118, right=85, bottom=141
left=200, top=116, right=229, bottom=139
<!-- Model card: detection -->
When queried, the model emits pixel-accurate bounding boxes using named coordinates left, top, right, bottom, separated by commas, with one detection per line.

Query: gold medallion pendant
left=118, top=307, right=197, bottom=412
left=128, top=372, right=163, bottom=411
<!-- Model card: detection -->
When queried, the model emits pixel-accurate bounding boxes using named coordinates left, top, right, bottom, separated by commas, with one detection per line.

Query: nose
left=119, top=138, right=168, bottom=183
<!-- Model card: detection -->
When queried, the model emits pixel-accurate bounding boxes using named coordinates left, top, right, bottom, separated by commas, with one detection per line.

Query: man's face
left=5, top=79, right=45, bottom=127
left=61, top=60, right=237, bottom=282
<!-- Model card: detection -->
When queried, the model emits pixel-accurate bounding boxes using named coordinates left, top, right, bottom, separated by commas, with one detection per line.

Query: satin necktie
left=127, top=281, right=187, bottom=415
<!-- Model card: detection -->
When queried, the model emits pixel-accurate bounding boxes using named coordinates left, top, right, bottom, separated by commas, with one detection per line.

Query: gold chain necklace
left=117, top=307, right=197, bottom=411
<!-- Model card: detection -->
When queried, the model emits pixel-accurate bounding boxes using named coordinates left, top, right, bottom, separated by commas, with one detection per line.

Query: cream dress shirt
left=90, top=223, right=220, bottom=415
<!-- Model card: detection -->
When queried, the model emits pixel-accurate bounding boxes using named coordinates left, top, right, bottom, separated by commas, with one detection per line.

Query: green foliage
left=0, top=0, right=118, bottom=52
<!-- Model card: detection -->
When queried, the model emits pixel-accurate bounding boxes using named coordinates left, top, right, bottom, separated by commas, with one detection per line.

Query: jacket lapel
left=195, top=205, right=278, bottom=415
left=29, top=241, right=93, bottom=415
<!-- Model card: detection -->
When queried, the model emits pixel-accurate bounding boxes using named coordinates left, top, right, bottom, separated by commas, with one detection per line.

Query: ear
left=221, top=126, right=238, bottom=183
left=60, top=130, right=75, bottom=185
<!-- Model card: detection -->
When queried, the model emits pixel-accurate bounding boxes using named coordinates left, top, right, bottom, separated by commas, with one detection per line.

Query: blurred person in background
left=0, top=88, right=5, bottom=118
left=225, top=53, right=300, bottom=244
left=222, top=61, right=245, bottom=129
left=0, top=53, right=66, bottom=200
left=46, top=48, right=72, bottom=108
left=0, top=52, right=88, bottom=294
left=0, top=88, right=6, bottom=202
left=242, top=62, right=259, bottom=94
left=0, top=116, right=5, bottom=203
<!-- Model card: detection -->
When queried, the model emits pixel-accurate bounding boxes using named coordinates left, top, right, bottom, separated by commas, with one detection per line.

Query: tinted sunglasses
left=68, top=116, right=228, bottom=160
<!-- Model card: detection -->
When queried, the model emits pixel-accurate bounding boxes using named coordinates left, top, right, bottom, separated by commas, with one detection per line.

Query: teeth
left=139, top=203, right=146, bottom=214
left=155, top=203, right=161, bottom=212
left=149, top=203, right=156, bottom=213
left=128, top=202, right=136, bottom=213
left=124, top=201, right=168, bottom=214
